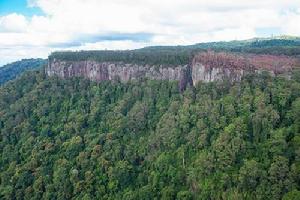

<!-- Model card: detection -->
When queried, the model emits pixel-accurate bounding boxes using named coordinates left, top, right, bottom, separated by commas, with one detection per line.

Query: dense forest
left=0, top=59, right=46, bottom=85
left=0, top=68, right=300, bottom=199
left=49, top=38, right=300, bottom=66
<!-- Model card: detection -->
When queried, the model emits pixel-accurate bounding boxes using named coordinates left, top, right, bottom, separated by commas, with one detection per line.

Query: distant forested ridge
left=0, top=69, right=300, bottom=199
left=0, top=59, right=46, bottom=85
left=49, top=37, right=300, bottom=66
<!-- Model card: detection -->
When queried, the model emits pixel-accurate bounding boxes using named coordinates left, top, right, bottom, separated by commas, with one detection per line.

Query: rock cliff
left=46, top=59, right=190, bottom=91
left=191, top=51, right=298, bottom=85
left=46, top=51, right=299, bottom=88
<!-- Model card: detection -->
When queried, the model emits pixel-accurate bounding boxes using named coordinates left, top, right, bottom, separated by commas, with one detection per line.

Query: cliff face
left=46, top=59, right=190, bottom=91
left=192, top=63, right=244, bottom=85
left=46, top=51, right=299, bottom=88
left=191, top=51, right=298, bottom=85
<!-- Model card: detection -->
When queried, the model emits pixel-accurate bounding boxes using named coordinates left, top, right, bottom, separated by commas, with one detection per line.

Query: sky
left=0, top=0, right=300, bottom=66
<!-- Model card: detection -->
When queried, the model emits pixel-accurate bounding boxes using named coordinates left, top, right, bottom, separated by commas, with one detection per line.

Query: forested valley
left=0, top=69, right=300, bottom=199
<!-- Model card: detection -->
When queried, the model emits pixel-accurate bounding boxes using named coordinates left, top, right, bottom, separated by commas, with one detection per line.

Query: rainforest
left=0, top=67, right=300, bottom=199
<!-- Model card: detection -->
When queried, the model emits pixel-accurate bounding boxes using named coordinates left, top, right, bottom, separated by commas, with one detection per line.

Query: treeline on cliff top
left=1, top=69, right=300, bottom=199
left=49, top=38, right=300, bottom=65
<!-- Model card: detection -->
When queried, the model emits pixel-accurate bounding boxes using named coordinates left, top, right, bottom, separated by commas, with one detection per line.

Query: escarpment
left=46, top=60, right=190, bottom=91
left=46, top=51, right=300, bottom=88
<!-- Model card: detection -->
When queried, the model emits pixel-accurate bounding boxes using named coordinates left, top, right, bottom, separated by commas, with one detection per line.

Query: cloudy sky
left=0, top=0, right=300, bottom=65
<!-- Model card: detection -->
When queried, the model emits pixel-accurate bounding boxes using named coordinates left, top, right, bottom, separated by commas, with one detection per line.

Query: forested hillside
left=0, top=69, right=300, bottom=199
left=49, top=38, right=300, bottom=66
left=0, top=59, right=46, bottom=85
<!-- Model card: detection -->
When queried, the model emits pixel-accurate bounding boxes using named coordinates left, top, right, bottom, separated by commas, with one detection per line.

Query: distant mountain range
left=51, top=36, right=300, bottom=65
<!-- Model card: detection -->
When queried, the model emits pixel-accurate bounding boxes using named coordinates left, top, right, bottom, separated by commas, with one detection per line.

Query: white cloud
left=76, top=40, right=148, bottom=51
left=0, top=0, right=300, bottom=65
left=0, top=13, right=28, bottom=32
left=282, top=8, right=300, bottom=36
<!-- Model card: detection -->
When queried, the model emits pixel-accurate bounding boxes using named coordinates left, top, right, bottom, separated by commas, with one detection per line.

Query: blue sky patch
left=255, top=27, right=282, bottom=38
left=49, top=32, right=154, bottom=48
left=0, top=0, right=43, bottom=16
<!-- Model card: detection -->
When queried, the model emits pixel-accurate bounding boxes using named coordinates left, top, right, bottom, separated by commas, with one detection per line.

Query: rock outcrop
left=46, top=51, right=299, bottom=89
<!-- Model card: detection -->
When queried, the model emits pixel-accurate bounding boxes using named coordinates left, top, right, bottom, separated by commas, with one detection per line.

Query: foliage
left=49, top=38, right=300, bottom=65
left=0, top=59, right=46, bottom=85
left=0, top=69, right=300, bottom=199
